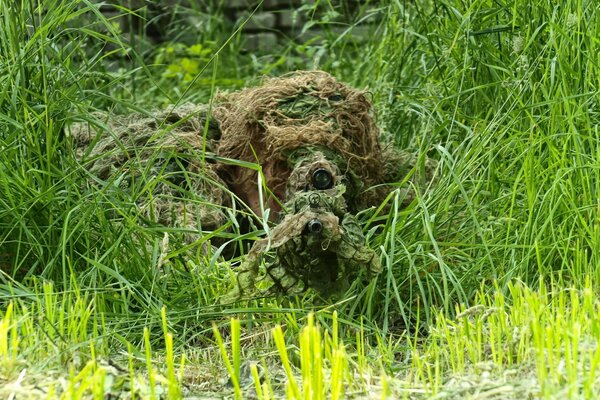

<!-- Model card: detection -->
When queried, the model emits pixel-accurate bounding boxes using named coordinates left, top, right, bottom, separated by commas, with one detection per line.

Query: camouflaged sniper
left=70, top=71, right=436, bottom=301
left=214, top=71, right=434, bottom=301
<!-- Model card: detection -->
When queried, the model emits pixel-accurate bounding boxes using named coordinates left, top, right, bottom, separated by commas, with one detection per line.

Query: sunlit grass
left=2, top=282, right=600, bottom=398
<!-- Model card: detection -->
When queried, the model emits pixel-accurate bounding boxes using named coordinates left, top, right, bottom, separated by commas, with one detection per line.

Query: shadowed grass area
left=1, top=0, right=600, bottom=398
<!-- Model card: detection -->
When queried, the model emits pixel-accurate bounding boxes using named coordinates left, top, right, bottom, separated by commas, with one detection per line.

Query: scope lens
left=307, top=218, right=323, bottom=234
left=311, top=168, right=333, bottom=190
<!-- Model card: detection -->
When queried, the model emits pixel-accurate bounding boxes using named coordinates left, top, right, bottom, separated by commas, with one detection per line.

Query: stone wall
left=230, top=0, right=303, bottom=51
left=99, top=0, right=377, bottom=51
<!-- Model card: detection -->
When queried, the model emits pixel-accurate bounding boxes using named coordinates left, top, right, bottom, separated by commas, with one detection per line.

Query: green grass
left=1, top=0, right=600, bottom=398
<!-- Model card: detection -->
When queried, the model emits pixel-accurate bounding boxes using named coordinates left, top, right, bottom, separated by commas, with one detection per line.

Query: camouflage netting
left=70, top=104, right=229, bottom=240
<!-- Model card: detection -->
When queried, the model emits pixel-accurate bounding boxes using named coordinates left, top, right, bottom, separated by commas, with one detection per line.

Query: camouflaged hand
left=222, top=151, right=382, bottom=302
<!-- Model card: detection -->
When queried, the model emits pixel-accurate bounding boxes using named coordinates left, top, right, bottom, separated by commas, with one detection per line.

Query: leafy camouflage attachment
left=69, top=103, right=228, bottom=241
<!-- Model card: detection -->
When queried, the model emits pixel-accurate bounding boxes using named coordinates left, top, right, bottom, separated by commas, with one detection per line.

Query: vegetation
left=1, top=0, right=599, bottom=398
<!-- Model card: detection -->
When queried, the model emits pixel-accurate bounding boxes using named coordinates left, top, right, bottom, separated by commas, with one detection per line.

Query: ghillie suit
left=71, top=71, right=436, bottom=301
left=70, top=104, right=228, bottom=242
left=214, top=71, right=385, bottom=216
